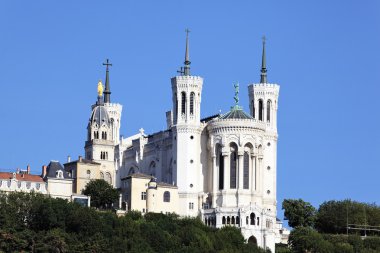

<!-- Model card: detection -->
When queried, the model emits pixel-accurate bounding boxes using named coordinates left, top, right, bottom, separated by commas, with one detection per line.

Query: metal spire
left=260, top=36, right=267, bottom=84
left=103, top=59, right=112, bottom=103
left=183, top=29, right=191, bottom=76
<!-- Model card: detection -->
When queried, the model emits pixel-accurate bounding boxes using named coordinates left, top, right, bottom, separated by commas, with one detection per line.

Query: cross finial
left=183, top=28, right=191, bottom=76
left=103, top=59, right=112, bottom=71
left=262, top=35, right=266, bottom=44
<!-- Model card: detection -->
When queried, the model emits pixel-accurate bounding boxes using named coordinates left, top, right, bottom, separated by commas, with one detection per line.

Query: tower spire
left=260, top=36, right=267, bottom=84
left=183, top=29, right=191, bottom=76
left=103, top=59, right=112, bottom=103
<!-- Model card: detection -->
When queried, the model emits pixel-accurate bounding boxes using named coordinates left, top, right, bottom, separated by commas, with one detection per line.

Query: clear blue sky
left=1, top=1, right=380, bottom=216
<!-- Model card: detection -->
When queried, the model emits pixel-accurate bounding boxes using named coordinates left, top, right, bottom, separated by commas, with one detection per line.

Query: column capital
left=222, top=151, right=229, bottom=157
left=238, top=151, right=245, bottom=157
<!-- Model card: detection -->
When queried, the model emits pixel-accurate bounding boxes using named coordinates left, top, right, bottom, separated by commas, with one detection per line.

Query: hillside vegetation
left=278, top=199, right=380, bottom=253
left=0, top=192, right=268, bottom=253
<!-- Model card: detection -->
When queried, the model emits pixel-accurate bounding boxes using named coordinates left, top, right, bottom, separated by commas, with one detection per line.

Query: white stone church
left=84, top=33, right=287, bottom=252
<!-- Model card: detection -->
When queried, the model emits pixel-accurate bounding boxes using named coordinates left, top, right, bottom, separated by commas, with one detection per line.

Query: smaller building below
left=122, top=173, right=179, bottom=214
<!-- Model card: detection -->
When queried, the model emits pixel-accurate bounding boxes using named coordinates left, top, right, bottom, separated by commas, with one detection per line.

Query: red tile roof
left=0, top=172, right=44, bottom=182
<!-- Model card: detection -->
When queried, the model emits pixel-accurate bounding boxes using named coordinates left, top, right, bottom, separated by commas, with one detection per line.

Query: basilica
left=83, top=33, right=287, bottom=252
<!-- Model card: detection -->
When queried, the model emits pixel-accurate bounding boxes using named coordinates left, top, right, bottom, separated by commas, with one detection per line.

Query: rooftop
left=219, top=105, right=253, bottom=120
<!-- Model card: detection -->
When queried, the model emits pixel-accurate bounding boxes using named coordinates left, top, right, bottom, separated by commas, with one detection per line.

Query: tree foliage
left=82, top=179, right=119, bottom=209
left=282, top=199, right=316, bottom=228
left=0, top=192, right=268, bottom=253
left=316, top=199, right=380, bottom=235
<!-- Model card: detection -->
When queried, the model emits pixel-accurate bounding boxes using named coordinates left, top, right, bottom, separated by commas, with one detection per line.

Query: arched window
left=86, top=170, right=91, bottom=179
left=267, top=100, right=271, bottom=122
left=257, top=217, right=260, bottom=226
left=218, top=151, right=224, bottom=190
left=174, top=93, right=178, bottom=119
left=149, top=161, right=156, bottom=177
left=100, top=172, right=104, bottom=180
left=181, top=92, right=186, bottom=115
left=251, top=100, right=255, bottom=118
left=243, top=151, right=249, bottom=189
left=190, top=92, right=195, bottom=115
left=230, top=143, right=238, bottom=189
left=246, top=216, right=249, bottom=225
left=227, top=216, right=231, bottom=225
left=236, top=216, right=240, bottom=225
left=105, top=172, right=112, bottom=185
left=231, top=216, right=235, bottom=225
left=104, top=132, right=107, bottom=140
left=163, top=191, right=170, bottom=202
left=222, top=216, right=226, bottom=225
left=105, top=152, right=108, bottom=160
left=128, top=167, right=135, bottom=175
left=250, top=213, right=256, bottom=225
left=258, top=100, right=263, bottom=121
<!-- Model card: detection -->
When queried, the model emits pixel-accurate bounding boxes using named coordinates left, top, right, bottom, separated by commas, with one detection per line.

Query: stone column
left=238, top=151, right=244, bottom=190
left=212, top=155, right=217, bottom=208
left=258, top=156, right=263, bottom=194
left=222, top=151, right=230, bottom=190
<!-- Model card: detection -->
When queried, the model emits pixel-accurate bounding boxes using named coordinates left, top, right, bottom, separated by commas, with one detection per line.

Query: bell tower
left=248, top=37, right=279, bottom=214
left=171, top=30, right=203, bottom=216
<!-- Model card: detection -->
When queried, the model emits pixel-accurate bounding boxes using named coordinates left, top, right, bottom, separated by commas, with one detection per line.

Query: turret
left=146, top=177, right=157, bottom=212
left=171, top=30, right=203, bottom=216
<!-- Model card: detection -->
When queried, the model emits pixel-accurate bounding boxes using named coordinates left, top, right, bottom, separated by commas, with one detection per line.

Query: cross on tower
left=103, top=59, right=112, bottom=71
left=185, top=28, right=190, bottom=36
left=262, top=35, right=266, bottom=44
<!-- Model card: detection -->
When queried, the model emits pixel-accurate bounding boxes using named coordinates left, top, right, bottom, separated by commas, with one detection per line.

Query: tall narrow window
left=86, top=170, right=91, bottom=179
left=163, top=191, right=170, bottom=202
left=259, top=100, right=263, bottom=121
left=219, top=152, right=224, bottom=190
left=190, top=92, right=195, bottom=115
left=230, top=145, right=237, bottom=189
left=267, top=100, right=271, bottom=122
left=181, top=92, right=186, bottom=115
left=252, top=100, right=255, bottom=118
left=175, top=98, right=178, bottom=118
left=250, top=213, right=256, bottom=225
left=243, top=152, right=249, bottom=189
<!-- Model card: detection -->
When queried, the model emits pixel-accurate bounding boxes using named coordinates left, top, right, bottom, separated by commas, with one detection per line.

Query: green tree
left=288, top=226, right=333, bottom=253
left=82, top=179, right=119, bottom=209
left=282, top=199, right=316, bottom=228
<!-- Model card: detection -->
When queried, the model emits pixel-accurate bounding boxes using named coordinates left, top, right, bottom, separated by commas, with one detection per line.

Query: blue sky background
left=1, top=1, right=380, bottom=219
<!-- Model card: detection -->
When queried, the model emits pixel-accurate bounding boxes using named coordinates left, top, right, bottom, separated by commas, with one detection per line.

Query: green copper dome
left=220, top=105, right=253, bottom=120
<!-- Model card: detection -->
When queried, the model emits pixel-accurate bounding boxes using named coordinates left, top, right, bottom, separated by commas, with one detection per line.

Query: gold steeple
left=97, top=80, right=104, bottom=97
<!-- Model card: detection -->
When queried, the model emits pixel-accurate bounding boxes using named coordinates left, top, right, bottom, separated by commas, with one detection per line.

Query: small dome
left=90, top=106, right=110, bottom=127
left=220, top=106, right=253, bottom=120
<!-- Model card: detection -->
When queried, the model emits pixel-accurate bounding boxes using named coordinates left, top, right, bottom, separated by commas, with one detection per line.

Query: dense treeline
left=0, top=192, right=268, bottom=253
left=278, top=199, right=380, bottom=253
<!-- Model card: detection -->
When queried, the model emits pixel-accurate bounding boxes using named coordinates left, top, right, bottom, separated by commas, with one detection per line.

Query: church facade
left=84, top=33, right=283, bottom=252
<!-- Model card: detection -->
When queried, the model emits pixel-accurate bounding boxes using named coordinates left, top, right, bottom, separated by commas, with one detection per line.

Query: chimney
left=78, top=156, right=83, bottom=162
left=67, top=155, right=71, bottom=163
left=27, top=164, right=31, bottom=174
left=42, top=165, right=47, bottom=178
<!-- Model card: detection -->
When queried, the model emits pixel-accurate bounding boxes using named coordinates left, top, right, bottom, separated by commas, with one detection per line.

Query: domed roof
left=220, top=106, right=253, bottom=120
left=90, top=106, right=110, bottom=126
